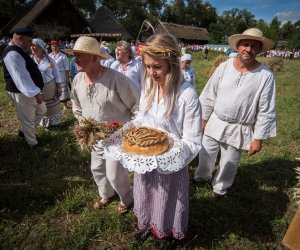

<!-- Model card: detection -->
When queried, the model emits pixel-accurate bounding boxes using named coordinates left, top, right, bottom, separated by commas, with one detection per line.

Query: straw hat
left=228, top=28, right=274, bottom=53
left=63, top=36, right=111, bottom=59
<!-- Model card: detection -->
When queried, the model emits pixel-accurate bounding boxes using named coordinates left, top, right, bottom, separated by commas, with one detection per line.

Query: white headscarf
left=32, top=38, right=49, bottom=54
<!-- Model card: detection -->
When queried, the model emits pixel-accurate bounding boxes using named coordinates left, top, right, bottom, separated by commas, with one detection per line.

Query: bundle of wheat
left=267, top=57, right=284, bottom=71
left=73, top=118, right=122, bottom=150
left=207, top=55, right=228, bottom=77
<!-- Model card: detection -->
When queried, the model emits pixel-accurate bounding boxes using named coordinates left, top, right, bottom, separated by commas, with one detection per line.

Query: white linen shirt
left=134, top=81, right=202, bottom=168
left=3, top=50, right=41, bottom=97
left=71, top=68, right=140, bottom=123
left=201, top=58, right=276, bottom=150
left=33, top=56, right=62, bottom=84
left=49, top=52, right=69, bottom=81
left=110, top=58, right=143, bottom=91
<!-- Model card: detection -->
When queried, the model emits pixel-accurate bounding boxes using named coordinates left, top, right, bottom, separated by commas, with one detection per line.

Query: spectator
left=31, top=38, right=63, bottom=128
left=49, top=40, right=71, bottom=110
left=180, top=53, right=196, bottom=87
left=110, top=41, right=143, bottom=91
left=2, top=28, right=46, bottom=148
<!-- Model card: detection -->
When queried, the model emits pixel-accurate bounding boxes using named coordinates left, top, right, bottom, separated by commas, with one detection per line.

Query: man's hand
left=35, top=93, right=43, bottom=104
left=201, top=119, right=208, bottom=133
left=248, top=139, right=262, bottom=156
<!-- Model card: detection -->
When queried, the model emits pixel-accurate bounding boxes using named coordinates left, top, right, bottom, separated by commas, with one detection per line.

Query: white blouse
left=33, top=56, right=62, bottom=84
left=135, top=81, right=202, bottom=167
left=49, top=52, right=69, bottom=82
left=110, top=58, right=143, bottom=91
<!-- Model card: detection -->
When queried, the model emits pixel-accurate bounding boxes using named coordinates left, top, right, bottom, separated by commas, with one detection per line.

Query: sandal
left=117, top=203, right=131, bottom=214
left=93, top=198, right=110, bottom=209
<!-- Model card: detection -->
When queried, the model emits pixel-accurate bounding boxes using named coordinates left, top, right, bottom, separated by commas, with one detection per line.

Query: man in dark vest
left=2, top=27, right=46, bottom=148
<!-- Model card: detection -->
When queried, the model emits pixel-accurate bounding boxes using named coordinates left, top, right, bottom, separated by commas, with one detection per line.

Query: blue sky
left=206, top=0, right=300, bottom=24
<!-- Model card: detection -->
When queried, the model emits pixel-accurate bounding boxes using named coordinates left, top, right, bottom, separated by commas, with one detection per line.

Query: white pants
left=91, top=143, right=133, bottom=206
left=7, top=91, right=46, bottom=146
left=194, top=135, right=242, bottom=195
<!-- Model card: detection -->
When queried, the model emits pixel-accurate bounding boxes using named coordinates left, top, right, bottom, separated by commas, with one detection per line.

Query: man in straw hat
left=194, top=28, right=276, bottom=199
left=65, top=36, right=140, bottom=213
left=2, top=27, right=46, bottom=148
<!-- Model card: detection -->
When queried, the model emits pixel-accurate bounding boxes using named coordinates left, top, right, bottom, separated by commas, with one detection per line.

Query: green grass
left=0, top=53, right=300, bottom=249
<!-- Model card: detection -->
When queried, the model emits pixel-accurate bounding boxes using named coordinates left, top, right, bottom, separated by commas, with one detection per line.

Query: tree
left=208, top=22, right=226, bottom=44
left=220, top=8, right=256, bottom=35
left=185, top=0, right=217, bottom=28
left=0, top=0, right=29, bottom=30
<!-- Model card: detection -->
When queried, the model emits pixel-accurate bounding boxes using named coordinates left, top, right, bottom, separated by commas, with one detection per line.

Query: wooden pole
left=282, top=207, right=300, bottom=250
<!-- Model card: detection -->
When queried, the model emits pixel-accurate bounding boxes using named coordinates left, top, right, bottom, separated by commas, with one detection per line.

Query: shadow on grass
left=0, top=124, right=91, bottom=220
left=185, top=157, right=297, bottom=249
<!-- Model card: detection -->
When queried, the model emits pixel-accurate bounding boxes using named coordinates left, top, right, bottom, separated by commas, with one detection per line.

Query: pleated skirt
left=133, top=167, right=189, bottom=240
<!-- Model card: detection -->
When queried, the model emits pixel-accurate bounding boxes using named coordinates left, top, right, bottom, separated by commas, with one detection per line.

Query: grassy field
left=0, top=51, right=299, bottom=250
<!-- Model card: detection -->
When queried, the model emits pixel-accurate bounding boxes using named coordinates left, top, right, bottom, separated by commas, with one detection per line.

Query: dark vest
left=2, top=45, right=44, bottom=93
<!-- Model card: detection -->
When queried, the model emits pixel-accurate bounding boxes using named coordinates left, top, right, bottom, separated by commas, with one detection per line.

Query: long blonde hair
left=140, top=34, right=182, bottom=117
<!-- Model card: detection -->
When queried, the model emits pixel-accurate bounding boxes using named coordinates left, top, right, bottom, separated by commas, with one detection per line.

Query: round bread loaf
left=122, top=127, right=169, bottom=155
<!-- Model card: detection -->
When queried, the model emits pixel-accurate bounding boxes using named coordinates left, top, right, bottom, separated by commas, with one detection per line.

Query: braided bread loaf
left=122, top=127, right=169, bottom=155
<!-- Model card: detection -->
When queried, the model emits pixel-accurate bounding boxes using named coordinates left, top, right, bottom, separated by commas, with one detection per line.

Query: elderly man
left=110, top=40, right=142, bottom=91
left=194, top=28, right=276, bottom=199
left=66, top=36, right=140, bottom=213
left=2, top=27, right=46, bottom=148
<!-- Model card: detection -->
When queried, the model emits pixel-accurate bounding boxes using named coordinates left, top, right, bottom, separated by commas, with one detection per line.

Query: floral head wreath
left=139, top=45, right=180, bottom=58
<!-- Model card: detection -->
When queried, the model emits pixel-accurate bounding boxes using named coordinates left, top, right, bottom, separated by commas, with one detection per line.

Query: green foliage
left=0, top=0, right=27, bottom=30
left=161, top=0, right=217, bottom=29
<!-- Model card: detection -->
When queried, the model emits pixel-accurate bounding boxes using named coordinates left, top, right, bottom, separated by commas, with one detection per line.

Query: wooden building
left=1, top=0, right=92, bottom=38
left=88, top=6, right=133, bottom=40
left=155, top=21, right=209, bottom=44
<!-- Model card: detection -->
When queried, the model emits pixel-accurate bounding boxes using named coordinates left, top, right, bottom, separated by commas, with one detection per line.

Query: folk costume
left=49, top=48, right=70, bottom=102
left=32, top=39, right=62, bottom=128
left=194, top=29, right=276, bottom=196
left=110, top=58, right=143, bottom=91
left=71, top=68, right=140, bottom=207
left=133, top=81, right=202, bottom=239
left=2, top=29, right=46, bottom=146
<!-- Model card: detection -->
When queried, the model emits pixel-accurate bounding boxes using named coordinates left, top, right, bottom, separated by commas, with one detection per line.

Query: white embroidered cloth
left=102, top=122, right=191, bottom=174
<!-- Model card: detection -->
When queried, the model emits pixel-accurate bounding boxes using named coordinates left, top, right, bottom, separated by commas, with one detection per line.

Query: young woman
left=31, top=38, right=62, bottom=128
left=133, top=34, right=202, bottom=249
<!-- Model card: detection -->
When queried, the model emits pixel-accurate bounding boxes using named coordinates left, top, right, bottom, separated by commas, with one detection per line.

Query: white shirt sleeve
left=70, top=74, right=83, bottom=122
left=62, top=54, right=70, bottom=71
left=3, top=51, right=41, bottom=97
left=253, top=74, right=276, bottom=139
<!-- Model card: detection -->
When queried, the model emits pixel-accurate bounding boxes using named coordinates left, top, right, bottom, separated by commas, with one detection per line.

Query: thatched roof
left=88, top=6, right=133, bottom=40
left=1, top=0, right=91, bottom=38
left=71, top=33, right=122, bottom=38
left=155, top=21, right=209, bottom=42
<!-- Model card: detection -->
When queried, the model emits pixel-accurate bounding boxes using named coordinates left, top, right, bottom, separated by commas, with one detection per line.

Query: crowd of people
left=2, top=27, right=277, bottom=249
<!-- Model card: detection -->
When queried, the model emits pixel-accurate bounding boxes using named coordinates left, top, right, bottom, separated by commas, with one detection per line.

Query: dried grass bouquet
left=73, top=117, right=122, bottom=150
